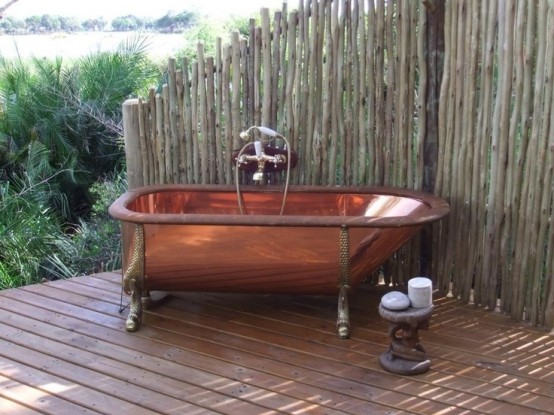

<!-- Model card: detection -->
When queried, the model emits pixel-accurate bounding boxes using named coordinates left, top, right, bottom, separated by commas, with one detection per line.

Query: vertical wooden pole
left=420, top=0, right=445, bottom=277
left=422, top=0, right=444, bottom=194
left=122, top=99, right=143, bottom=190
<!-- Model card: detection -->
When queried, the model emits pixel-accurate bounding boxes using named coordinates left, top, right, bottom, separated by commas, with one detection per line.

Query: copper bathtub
left=109, top=184, right=449, bottom=337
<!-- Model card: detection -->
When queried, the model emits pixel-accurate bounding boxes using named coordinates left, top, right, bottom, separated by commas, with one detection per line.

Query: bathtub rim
left=109, top=184, right=449, bottom=228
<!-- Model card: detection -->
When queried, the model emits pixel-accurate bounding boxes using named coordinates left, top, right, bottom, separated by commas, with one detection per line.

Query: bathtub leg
left=337, top=285, right=350, bottom=338
left=126, top=278, right=143, bottom=332
left=337, top=225, right=351, bottom=338
left=122, top=224, right=145, bottom=332
left=337, top=285, right=350, bottom=339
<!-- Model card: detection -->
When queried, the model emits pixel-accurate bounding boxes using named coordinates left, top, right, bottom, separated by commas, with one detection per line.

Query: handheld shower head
left=239, top=126, right=282, bottom=141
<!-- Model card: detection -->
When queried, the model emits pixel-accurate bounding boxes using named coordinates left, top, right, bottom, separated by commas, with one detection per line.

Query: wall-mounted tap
left=234, top=126, right=295, bottom=215
left=236, top=141, right=287, bottom=182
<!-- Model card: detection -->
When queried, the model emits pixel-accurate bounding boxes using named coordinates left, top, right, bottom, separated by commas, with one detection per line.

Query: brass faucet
left=236, top=143, right=287, bottom=181
left=235, top=126, right=293, bottom=215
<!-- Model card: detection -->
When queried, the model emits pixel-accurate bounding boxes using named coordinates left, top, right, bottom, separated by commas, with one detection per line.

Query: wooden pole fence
left=122, top=0, right=554, bottom=329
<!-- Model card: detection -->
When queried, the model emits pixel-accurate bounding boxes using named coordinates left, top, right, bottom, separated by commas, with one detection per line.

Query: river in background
left=0, top=32, right=187, bottom=60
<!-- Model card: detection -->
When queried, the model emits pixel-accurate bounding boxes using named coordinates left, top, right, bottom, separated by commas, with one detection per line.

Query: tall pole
left=421, top=0, right=445, bottom=276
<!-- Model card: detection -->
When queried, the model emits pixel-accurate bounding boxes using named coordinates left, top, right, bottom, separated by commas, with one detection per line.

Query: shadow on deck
left=0, top=272, right=553, bottom=414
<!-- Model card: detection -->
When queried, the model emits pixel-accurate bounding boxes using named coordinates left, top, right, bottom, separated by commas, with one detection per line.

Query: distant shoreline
left=0, top=32, right=186, bottom=59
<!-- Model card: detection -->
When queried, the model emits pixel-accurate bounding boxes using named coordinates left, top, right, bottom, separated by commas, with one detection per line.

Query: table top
left=378, top=302, right=434, bottom=323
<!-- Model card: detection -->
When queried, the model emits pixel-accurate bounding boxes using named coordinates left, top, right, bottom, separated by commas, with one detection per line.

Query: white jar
left=408, top=277, right=433, bottom=308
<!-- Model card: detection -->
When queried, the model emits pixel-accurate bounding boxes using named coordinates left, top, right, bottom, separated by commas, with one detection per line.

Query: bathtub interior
left=126, top=189, right=429, bottom=218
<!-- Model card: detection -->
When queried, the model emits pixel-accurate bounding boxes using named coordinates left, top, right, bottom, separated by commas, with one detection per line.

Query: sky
left=4, top=0, right=287, bottom=20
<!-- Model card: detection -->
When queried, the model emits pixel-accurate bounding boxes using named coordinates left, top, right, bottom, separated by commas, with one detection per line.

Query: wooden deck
left=0, top=272, right=553, bottom=414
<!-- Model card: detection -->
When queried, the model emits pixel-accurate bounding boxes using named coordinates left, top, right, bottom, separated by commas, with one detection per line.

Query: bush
left=0, top=143, right=68, bottom=288
left=0, top=40, right=161, bottom=223
left=0, top=166, right=127, bottom=288
left=50, top=171, right=127, bottom=278
left=0, top=186, right=62, bottom=288
left=0, top=41, right=157, bottom=288
left=177, top=15, right=252, bottom=63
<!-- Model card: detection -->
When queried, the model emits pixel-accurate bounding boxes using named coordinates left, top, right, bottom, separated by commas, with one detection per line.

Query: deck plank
left=0, top=371, right=101, bottom=415
left=0, top=295, right=313, bottom=414
left=0, top=314, right=275, bottom=415
left=19, top=282, right=470, bottom=413
left=154, top=297, right=552, bottom=414
left=1, top=284, right=408, bottom=414
left=0, top=272, right=553, bottom=414
left=0, top=396, right=45, bottom=415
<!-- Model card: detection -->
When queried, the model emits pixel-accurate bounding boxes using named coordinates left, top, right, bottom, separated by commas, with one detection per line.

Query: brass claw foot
left=337, top=322, right=350, bottom=339
left=126, top=312, right=141, bottom=332
left=122, top=224, right=145, bottom=332
left=336, top=225, right=351, bottom=339
left=337, top=284, right=350, bottom=338
left=125, top=277, right=143, bottom=332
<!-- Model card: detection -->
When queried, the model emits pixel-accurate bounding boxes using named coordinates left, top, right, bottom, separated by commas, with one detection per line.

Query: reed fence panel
left=122, top=0, right=554, bottom=328
left=435, top=0, right=554, bottom=328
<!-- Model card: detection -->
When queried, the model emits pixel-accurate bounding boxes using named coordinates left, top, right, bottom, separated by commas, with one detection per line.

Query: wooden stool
left=378, top=303, right=433, bottom=375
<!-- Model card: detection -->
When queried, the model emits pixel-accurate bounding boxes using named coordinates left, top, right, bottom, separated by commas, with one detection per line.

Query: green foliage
left=0, top=40, right=160, bottom=289
left=0, top=166, right=127, bottom=287
left=50, top=171, right=127, bottom=278
left=0, top=142, right=68, bottom=289
left=155, top=11, right=198, bottom=32
left=62, top=16, right=86, bottom=32
left=0, top=10, right=200, bottom=35
left=111, top=15, right=147, bottom=32
left=223, top=15, right=253, bottom=38
left=76, top=35, right=160, bottom=115
left=177, top=15, right=253, bottom=63
left=0, top=38, right=161, bottom=222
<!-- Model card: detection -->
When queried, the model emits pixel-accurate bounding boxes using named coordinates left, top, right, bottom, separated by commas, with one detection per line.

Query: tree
left=82, top=17, right=106, bottom=32
left=60, top=16, right=82, bottom=32
left=111, top=15, right=144, bottom=31
left=41, top=14, right=61, bottom=32
left=177, top=15, right=251, bottom=62
left=0, top=15, right=13, bottom=31
left=155, top=10, right=197, bottom=33
left=24, top=15, right=41, bottom=32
